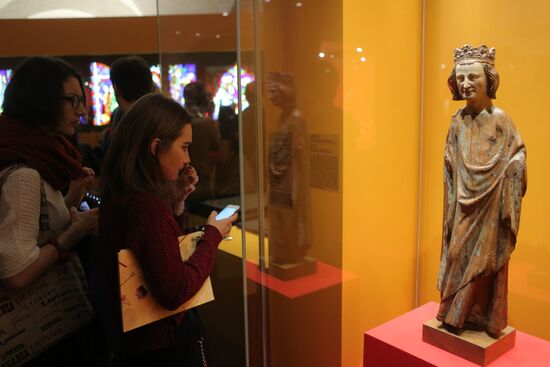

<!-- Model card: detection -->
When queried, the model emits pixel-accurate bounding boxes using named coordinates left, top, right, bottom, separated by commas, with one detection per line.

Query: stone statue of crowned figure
left=437, top=44, right=527, bottom=338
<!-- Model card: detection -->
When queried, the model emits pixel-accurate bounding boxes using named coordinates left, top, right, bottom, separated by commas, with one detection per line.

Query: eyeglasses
left=62, top=95, right=85, bottom=109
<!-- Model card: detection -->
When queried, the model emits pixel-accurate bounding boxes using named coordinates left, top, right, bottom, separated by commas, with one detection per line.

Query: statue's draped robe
left=437, top=107, right=526, bottom=335
left=268, top=109, right=312, bottom=264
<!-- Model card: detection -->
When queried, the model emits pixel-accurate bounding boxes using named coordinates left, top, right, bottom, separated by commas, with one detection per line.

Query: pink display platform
left=364, top=302, right=550, bottom=367
left=246, top=260, right=356, bottom=299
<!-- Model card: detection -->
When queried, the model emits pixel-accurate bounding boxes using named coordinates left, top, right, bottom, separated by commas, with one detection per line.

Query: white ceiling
left=0, top=0, right=236, bottom=19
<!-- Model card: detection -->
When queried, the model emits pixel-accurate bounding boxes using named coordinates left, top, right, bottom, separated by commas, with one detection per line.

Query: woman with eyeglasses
left=0, top=56, right=100, bottom=366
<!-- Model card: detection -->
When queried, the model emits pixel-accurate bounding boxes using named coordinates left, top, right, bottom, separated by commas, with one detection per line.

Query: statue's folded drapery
left=437, top=106, right=526, bottom=335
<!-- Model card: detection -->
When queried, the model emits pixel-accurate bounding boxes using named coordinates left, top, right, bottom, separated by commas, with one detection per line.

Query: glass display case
left=0, top=1, right=548, bottom=366
left=236, top=0, right=550, bottom=365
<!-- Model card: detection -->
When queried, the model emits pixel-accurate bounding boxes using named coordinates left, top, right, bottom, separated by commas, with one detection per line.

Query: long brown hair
left=101, top=93, right=191, bottom=200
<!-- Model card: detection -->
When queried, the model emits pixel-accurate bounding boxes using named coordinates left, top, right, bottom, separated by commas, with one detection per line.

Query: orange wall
left=0, top=14, right=236, bottom=57
left=419, top=0, right=550, bottom=340
left=0, top=17, right=158, bottom=56
left=342, top=1, right=422, bottom=365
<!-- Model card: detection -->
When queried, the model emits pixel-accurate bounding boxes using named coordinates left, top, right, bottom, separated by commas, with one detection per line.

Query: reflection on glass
left=90, top=62, right=117, bottom=126
left=168, top=63, right=197, bottom=106
left=266, top=71, right=315, bottom=280
left=90, top=61, right=162, bottom=126
left=0, top=69, right=13, bottom=113
left=212, top=64, right=254, bottom=119
left=150, top=64, right=162, bottom=90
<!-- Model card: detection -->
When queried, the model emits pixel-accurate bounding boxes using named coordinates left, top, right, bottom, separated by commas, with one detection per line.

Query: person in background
left=100, top=93, right=237, bottom=365
left=215, top=105, right=240, bottom=197
left=99, top=55, right=154, bottom=155
left=0, top=56, right=99, bottom=366
left=183, top=81, right=220, bottom=205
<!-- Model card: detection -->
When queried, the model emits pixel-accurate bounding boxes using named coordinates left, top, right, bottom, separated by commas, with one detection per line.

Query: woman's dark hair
left=448, top=62, right=500, bottom=100
left=2, top=56, right=85, bottom=128
left=101, top=93, right=191, bottom=200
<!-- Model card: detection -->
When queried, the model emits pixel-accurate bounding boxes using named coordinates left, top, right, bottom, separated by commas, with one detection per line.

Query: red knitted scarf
left=0, top=115, right=83, bottom=191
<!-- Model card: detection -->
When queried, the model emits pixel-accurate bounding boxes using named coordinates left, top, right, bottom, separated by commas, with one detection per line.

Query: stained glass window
left=0, top=69, right=13, bottom=113
left=168, top=64, right=197, bottom=106
left=213, top=64, right=254, bottom=119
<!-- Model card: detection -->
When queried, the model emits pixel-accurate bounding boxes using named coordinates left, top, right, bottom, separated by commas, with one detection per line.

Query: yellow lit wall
left=342, top=1, right=422, bottom=365
left=418, top=0, right=550, bottom=340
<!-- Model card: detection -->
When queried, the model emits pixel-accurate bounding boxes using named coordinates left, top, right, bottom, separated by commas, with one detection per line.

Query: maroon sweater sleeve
left=125, top=192, right=222, bottom=310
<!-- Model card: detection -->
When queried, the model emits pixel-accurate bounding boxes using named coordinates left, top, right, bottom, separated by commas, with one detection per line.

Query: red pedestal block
left=246, top=261, right=357, bottom=367
left=246, top=260, right=356, bottom=299
left=364, top=302, right=550, bottom=367
left=422, top=318, right=516, bottom=366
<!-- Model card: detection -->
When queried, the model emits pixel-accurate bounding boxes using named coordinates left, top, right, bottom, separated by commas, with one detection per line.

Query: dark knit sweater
left=99, top=191, right=222, bottom=352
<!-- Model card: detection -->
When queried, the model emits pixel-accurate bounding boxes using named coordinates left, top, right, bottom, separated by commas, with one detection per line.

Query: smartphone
left=78, top=192, right=101, bottom=212
left=83, top=192, right=101, bottom=209
left=215, top=205, right=240, bottom=220
left=78, top=200, right=91, bottom=212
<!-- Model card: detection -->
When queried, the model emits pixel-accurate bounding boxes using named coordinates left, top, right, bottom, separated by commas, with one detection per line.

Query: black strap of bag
left=174, top=308, right=209, bottom=367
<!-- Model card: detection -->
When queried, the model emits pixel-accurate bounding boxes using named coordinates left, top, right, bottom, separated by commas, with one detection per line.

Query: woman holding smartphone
left=99, top=93, right=237, bottom=365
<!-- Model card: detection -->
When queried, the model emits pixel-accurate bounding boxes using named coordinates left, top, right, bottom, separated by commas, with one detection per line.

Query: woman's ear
left=150, top=138, right=161, bottom=156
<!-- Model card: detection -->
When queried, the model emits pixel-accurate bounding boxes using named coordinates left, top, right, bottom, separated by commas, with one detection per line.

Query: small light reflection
left=319, top=52, right=326, bottom=58
left=296, top=2, right=303, bottom=7
left=222, top=12, right=229, bottom=16
left=440, top=63, right=446, bottom=70
left=360, top=57, right=366, bottom=62
left=356, top=47, right=363, bottom=53
left=215, top=34, right=221, bottom=39
left=175, top=30, right=180, bottom=35
left=195, top=32, right=201, bottom=37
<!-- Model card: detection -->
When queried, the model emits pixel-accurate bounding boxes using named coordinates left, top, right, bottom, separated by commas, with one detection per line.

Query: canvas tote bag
left=0, top=166, right=94, bottom=367
left=118, top=231, right=214, bottom=332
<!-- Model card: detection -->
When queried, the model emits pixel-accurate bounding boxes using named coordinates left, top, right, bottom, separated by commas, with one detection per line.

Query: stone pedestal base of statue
left=268, top=256, right=317, bottom=281
left=422, top=318, right=516, bottom=366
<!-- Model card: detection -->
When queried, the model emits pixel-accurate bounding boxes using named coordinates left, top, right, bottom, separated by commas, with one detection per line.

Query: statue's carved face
left=455, top=62, right=488, bottom=102
left=268, top=80, right=292, bottom=107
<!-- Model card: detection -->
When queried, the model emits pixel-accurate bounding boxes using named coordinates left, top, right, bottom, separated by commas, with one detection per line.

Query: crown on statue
left=454, top=44, right=496, bottom=66
left=267, top=71, right=294, bottom=86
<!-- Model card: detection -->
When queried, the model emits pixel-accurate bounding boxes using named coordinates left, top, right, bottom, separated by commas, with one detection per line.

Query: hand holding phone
left=208, top=205, right=239, bottom=238
left=215, top=205, right=240, bottom=220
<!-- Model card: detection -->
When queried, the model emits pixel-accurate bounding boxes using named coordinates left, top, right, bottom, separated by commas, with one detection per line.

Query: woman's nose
left=76, top=103, right=87, bottom=116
